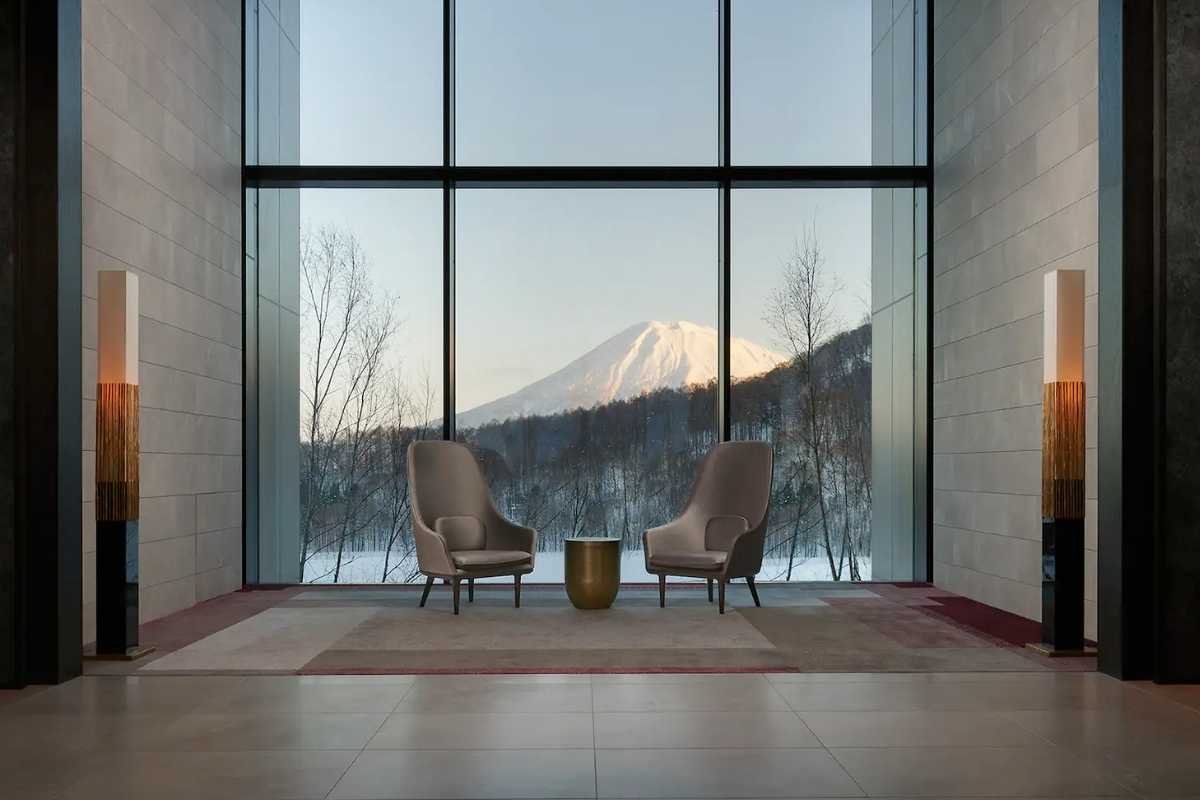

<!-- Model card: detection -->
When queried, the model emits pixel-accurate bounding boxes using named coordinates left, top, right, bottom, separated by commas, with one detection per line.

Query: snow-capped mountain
left=458, top=320, right=787, bottom=428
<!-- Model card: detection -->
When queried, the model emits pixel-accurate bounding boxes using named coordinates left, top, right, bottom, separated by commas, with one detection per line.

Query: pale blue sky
left=293, top=1, right=876, bottom=411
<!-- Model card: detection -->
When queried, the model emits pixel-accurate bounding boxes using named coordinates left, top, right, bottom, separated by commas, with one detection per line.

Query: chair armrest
left=643, top=518, right=703, bottom=560
left=487, top=515, right=537, bottom=556
left=722, top=524, right=766, bottom=579
left=413, top=518, right=456, bottom=576
left=704, top=514, right=749, bottom=552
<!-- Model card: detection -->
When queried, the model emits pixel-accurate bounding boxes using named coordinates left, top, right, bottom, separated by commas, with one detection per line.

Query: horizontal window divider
left=243, top=164, right=930, bottom=189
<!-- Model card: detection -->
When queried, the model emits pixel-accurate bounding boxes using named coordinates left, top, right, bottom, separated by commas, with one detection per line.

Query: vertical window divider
left=718, top=0, right=732, bottom=442
left=442, top=0, right=456, bottom=441
left=923, top=0, right=934, bottom=581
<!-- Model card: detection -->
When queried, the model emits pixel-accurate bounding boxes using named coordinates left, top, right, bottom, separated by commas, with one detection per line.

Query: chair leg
left=452, top=578, right=461, bottom=615
left=468, top=578, right=475, bottom=603
left=707, top=578, right=713, bottom=602
left=419, top=575, right=434, bottom=608
left=746, top=576, right=761, bottom=607
left=514, top=574, right=522, bottom=608
left=718, top=580, right=726, bottom=614
left=659, top=574, right=666, bottom=608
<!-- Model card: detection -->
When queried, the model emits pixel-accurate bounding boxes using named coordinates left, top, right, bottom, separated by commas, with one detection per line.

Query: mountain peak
left=458, top=320, right=786, bottom=428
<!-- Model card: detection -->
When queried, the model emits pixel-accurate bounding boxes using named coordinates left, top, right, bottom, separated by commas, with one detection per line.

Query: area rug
left=105, top=582, right=1096, bottom=675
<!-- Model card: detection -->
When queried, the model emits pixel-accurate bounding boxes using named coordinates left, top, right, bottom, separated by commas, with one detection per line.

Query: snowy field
left=305, top=550, right=871, bottom=584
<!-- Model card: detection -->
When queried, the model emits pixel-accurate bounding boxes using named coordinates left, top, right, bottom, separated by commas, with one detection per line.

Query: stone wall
left=81, top=0, right=243, bottom=640
left=931, top=0, right=1099, bottom=637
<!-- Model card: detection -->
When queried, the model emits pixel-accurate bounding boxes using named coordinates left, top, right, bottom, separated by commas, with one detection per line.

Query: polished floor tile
left=416, top=673, right=593, bottom=686
left=1135, top=681, right=1200, bottom=712
left=775, top=675, right=1133, bottom=713
left=829, top=745, right=1133, bottom=797
left=396, top=679, right=593, bottom=713
left=201, top=675, right=415, bottom=713
left=0, top=711, right=250, bottom=758
left=3, top=749, right=114, bottom=800
left=4, top=675, right=247, bottom=715
left=1002, top=704, right=1200, bottom=751
left=592, top=677, right=789, bottom=712
left=591, top=672, right=773, bottom=685
left=150, top=712, right=388, bottom=750
left=594, top=710, right=820, bottom=749
left=56, top=750, right=358, bottom=800
left=765, top=670, right=1091, bottom=685
left=328, top=748, right=597, bottom=799
left=2, top=671, right=1195, bottom=799
left=773, top=681, right=957, bottom=712
left=596, top=747, right=863, bottom=797
left=1098, top=740, right=1200, bottom=798
left=800, top=710, right=1034, bottom=747
left=369, top=711, right=594, bottom=749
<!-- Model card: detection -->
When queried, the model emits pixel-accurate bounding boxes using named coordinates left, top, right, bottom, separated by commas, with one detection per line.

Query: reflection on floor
left=86, top=583, right=1096, bottom=675
left=3, top=671, right=1199, bottom=798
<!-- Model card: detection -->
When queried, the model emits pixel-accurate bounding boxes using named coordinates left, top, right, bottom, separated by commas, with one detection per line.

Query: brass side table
left=564, top=537, right=621, bottom=609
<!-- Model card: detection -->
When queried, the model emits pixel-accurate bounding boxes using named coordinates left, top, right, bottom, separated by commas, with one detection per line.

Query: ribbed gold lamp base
left=1042, top=380, right=1085, bottom=520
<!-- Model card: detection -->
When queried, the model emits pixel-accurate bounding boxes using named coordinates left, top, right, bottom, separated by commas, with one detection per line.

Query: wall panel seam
left=82, top=194, right=242, bottom=281
left=90, top=0, right=242, bottom=133
left=934, top=31, right=1099, bottom=167
left=933, top=190, right=1098, bottom=279
left=933, top=0, right=1079, bottom=136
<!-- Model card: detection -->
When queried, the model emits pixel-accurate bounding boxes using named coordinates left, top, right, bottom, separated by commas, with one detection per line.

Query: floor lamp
left=1028, top=269, right=1094, bottom=657
left=92, top=270, right=153, bottom=660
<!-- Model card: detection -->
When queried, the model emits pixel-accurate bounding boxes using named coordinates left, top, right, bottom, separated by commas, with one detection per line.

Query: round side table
left=564, top=537, right=621, bottom=609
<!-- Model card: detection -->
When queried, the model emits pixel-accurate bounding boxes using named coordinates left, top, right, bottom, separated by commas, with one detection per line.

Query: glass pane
left=456, top=189, right=718, bottom=580
left=733, top=0, right=920, bottom=165
left=456, top=0, right=718, bottom=165
left=254, top=188, right=442, bottom=583
left=731, top=188, right=915, bottom=581
left=258, top=0, right=442, bottom=165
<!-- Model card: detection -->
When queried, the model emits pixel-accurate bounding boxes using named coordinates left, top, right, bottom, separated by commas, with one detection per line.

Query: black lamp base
left=1029, top=517, right=1086, bottom=653
left=95, top=519, right=143, bottom=656
left=83, top=644, right=156, bottom=662
left=1025, top=641, right=1097, bottom=658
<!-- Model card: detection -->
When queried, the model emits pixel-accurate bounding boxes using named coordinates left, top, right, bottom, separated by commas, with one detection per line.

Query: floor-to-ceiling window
left=456, top=188, right=720, bottom=581
left=244, top=0, right=930, bottom=585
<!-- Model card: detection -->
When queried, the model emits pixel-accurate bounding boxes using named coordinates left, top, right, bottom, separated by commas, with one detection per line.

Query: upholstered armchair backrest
left=408, top=440, right=496, bottom=538
left=688, top=441, right=773, bottom=531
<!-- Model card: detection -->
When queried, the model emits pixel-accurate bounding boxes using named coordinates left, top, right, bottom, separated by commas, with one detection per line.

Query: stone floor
left=2, top=670, right=1199, bottom=798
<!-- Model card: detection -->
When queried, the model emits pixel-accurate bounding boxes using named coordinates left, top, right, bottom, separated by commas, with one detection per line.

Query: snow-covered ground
left=305, top=550, right=871, bottom=584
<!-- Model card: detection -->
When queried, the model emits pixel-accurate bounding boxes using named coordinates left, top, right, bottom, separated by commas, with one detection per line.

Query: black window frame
left=241, top=0, right=935, bottom=584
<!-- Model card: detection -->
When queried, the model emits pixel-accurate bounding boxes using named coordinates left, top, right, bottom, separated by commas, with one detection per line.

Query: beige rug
left=125, top=583, right=1096, bottom=675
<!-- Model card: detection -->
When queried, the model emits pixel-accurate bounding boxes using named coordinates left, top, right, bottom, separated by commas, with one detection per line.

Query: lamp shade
left=1043, top=270, right=1085, bottom=384
left=98, top=270, right=139, bottom=385
left=96, top=270, right=139, bottom=522
left=1042, top=269, right=1085, bottom=521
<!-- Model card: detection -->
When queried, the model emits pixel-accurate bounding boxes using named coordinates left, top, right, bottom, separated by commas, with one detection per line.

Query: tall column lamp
left=1028, top=269, right=1094, bottom=657
left=93, top=270, right=153, bottom=659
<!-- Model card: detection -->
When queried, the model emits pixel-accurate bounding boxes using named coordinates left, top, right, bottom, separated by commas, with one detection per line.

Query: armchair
left=643, top=441, right=773, bottom=613
left=408, top=440, right=536, bottom=614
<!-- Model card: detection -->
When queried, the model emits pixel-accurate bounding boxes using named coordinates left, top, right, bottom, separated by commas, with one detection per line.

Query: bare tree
left=766, top=224, right=844, bottom=580
left=298, top=226, right=396, bottom=582
left=380, top=368, right=436, bottom=582
left=328, top=300, right=397, bottom=582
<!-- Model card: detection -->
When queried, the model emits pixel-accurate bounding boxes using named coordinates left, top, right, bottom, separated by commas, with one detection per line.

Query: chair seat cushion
left=649, top=550, right=727, bottom=571
left=451, top=549, right=531, bottom=569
